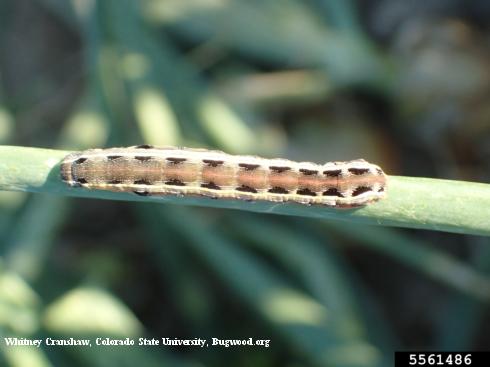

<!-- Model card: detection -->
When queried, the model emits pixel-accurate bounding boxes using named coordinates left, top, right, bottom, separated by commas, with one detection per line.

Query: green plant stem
left=1, top=145, right=489, bottom=236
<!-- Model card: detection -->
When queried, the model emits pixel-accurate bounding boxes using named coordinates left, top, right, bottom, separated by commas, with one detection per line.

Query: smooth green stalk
left=1, top=145, right=489, bottom=236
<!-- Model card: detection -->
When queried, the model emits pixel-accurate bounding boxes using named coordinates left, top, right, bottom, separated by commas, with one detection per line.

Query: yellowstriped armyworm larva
left=60, top=145, right=387, bottom=208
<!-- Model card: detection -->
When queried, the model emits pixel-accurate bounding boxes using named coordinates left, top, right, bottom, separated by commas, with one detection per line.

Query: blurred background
left=1, top=0, right=490, bottom=366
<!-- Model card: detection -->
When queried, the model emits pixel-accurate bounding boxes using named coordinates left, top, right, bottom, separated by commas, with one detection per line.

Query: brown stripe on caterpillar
left=202, top=159, right=224, bottom=167
left=348, top=167, right=370, bottom=175
left=269, top=166, right=290, bottom=173
left=324, top=169, right=342, bottom=177
left=135, top=156, right=153, bottom=162
left=201, top=182, right=221, bottom=190
left=134, top=144, right=153, bottom=149
left=60, top=146, right=387, bottom=207
left=296, top=188, right=317, bottom=196
left=268, top=187, right=289, bottom=194
left=107, top=155, right=123, bottom=160
left=299, top=168, right=318, bottom=176
left=166, top=157, right=187, bottom=164
left=323, top=188, right=344, bottom=197
left=238, top=163, right=260, bottom=171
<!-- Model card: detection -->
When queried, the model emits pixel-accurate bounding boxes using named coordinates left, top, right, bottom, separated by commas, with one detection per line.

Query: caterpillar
left=60, top=145, right=387, bottom=207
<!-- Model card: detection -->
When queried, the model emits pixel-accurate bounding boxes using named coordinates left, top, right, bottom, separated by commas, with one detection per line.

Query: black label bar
left=395, top=352, right=490, bottom=367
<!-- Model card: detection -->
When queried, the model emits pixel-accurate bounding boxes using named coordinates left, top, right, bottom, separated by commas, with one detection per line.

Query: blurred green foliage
left=1, top=0, right=490, bottom=366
